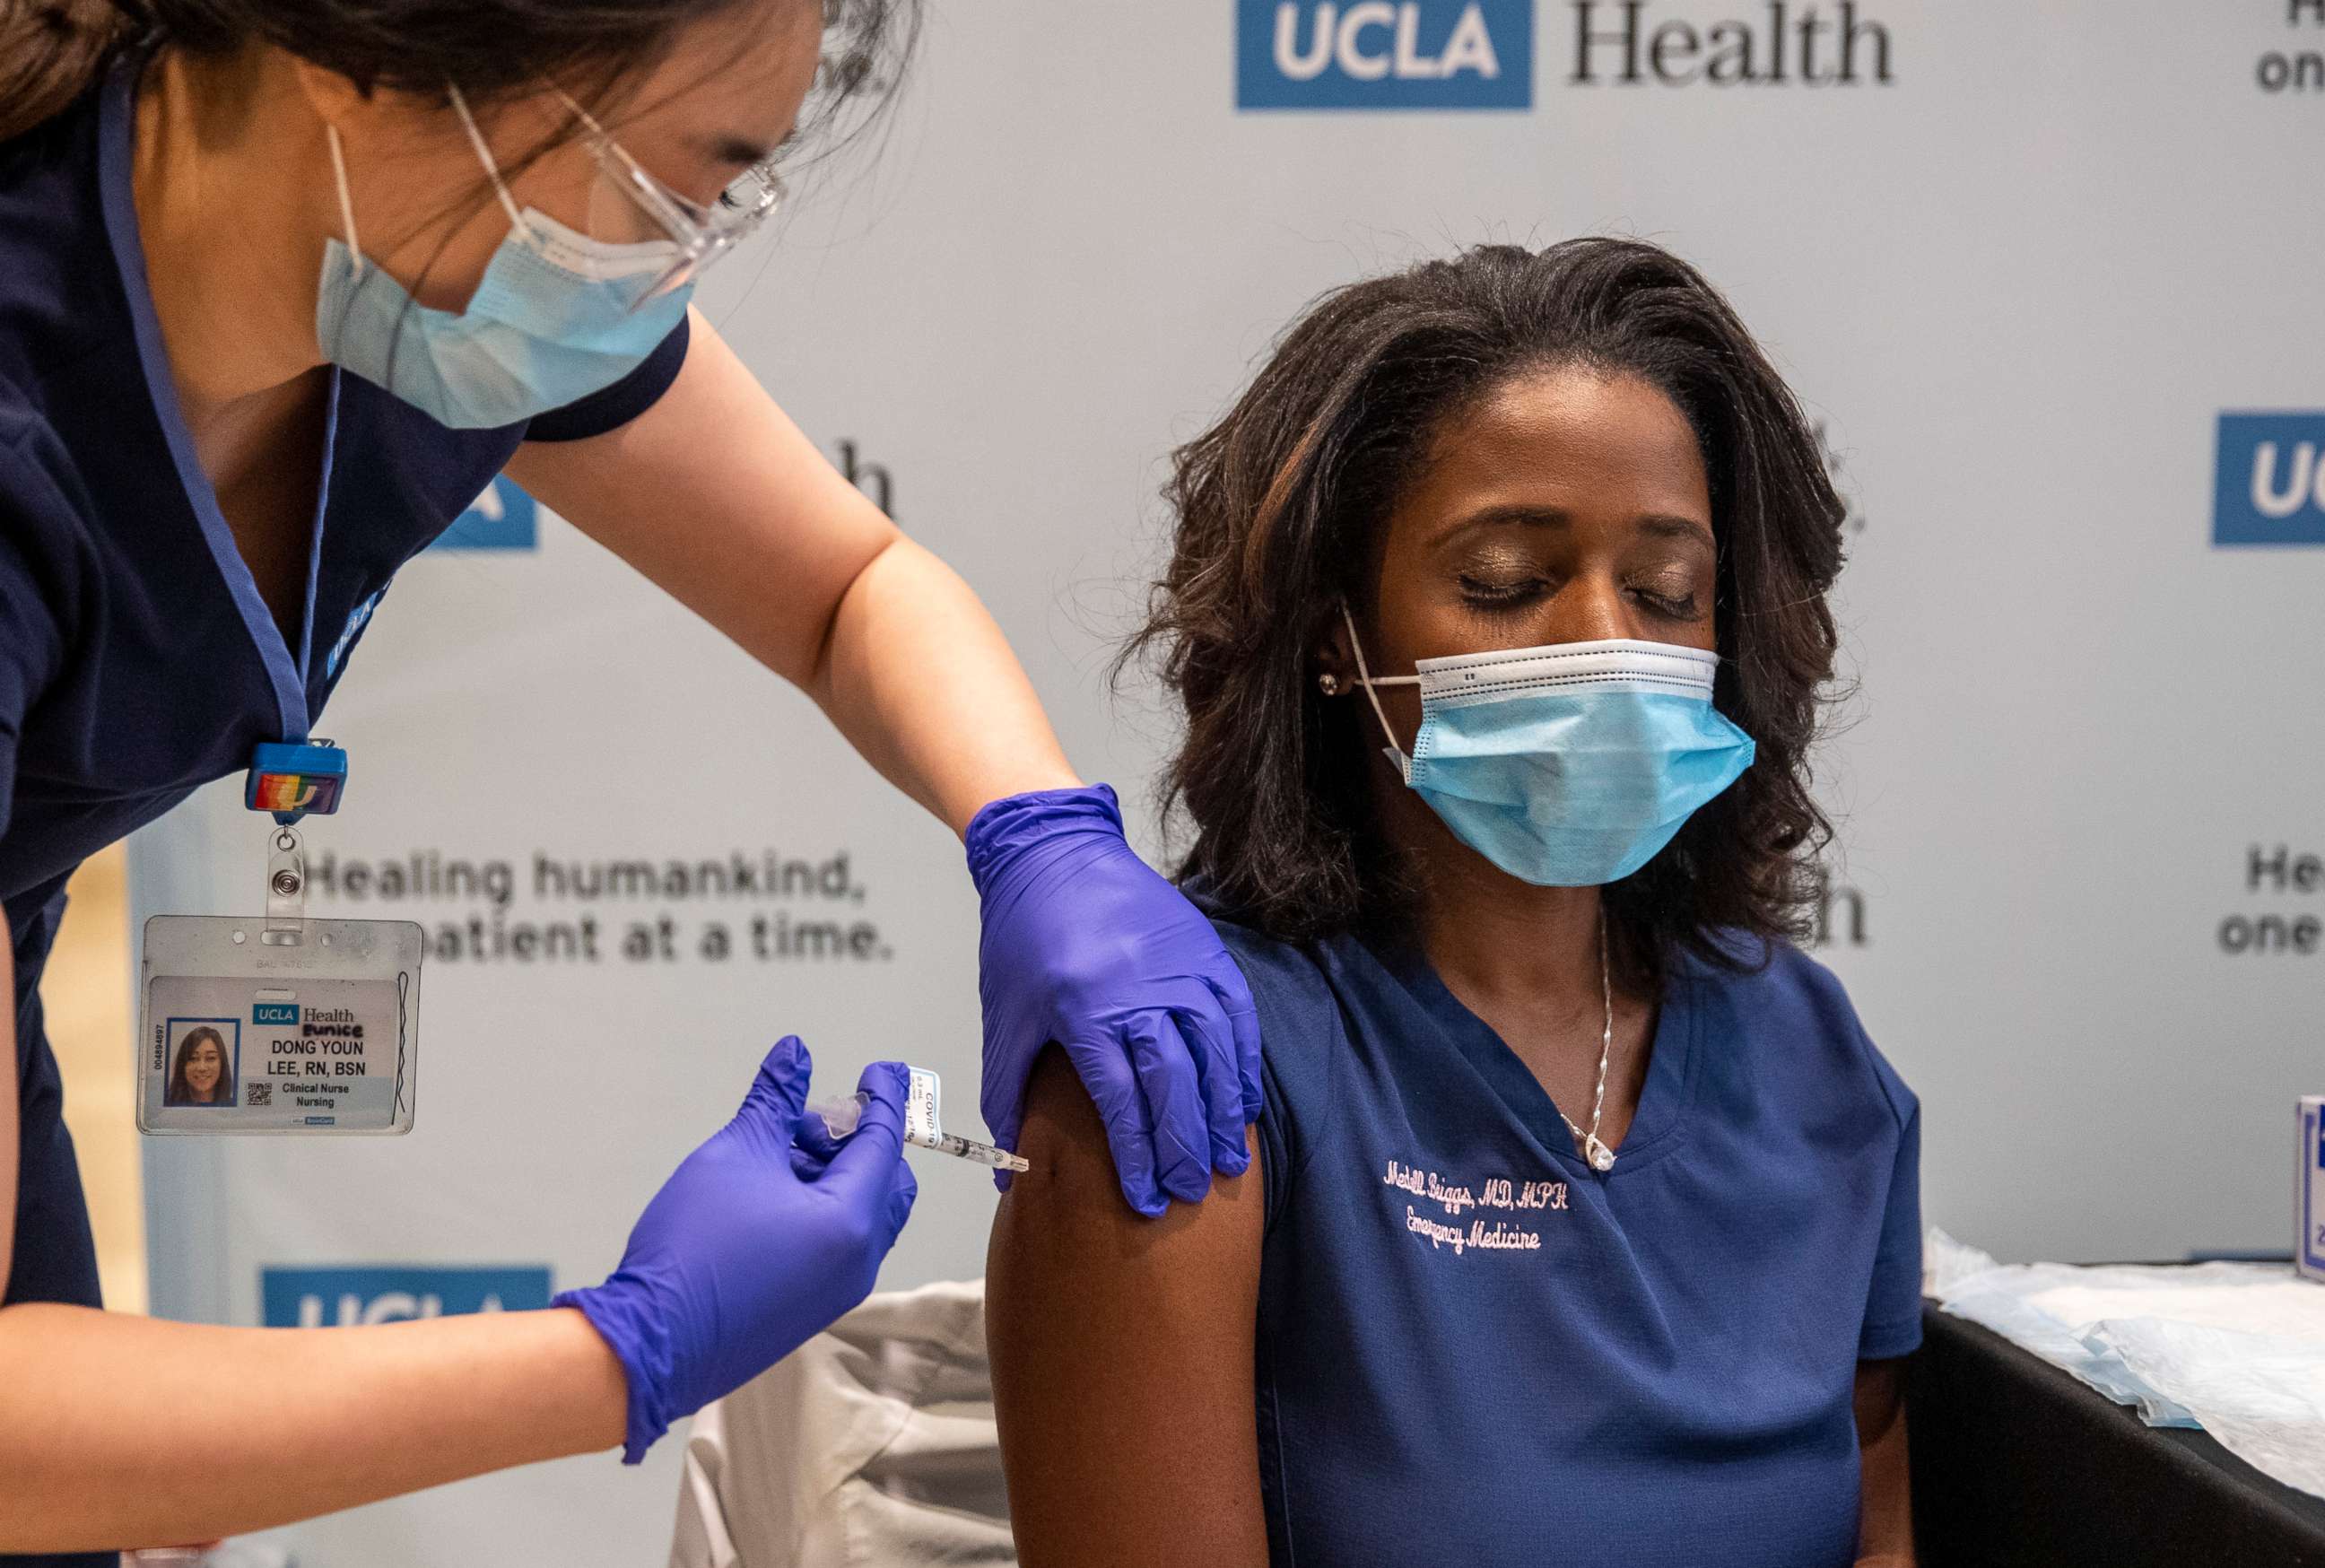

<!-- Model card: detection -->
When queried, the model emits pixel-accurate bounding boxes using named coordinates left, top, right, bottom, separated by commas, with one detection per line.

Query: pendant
left=1586, top=1135, right=1615, bottom=1172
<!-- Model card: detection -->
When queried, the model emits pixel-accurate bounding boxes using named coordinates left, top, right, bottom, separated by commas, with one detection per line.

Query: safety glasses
left=558, top=91, right=788, bottom=309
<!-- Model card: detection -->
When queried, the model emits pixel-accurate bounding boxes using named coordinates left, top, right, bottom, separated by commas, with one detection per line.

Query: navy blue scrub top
left=1213, top=909, right=1922, bottom=1568
left=0, top=53, right=685, bottom=1330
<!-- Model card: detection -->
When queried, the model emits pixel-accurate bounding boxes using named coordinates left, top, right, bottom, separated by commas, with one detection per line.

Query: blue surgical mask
left=315, top=87, right=693, bottom=430
left=1343, top=605, right=1755, bottom=886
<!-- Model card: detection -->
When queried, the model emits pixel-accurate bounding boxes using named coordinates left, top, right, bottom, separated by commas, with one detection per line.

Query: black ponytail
left=0, top=0, right=135, bottom=140
left=0, top=0, right=917, bottom=149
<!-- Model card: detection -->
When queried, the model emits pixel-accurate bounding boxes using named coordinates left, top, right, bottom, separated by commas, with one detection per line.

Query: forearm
left=1855, top=1358, right=1913, bottom=1564
left=1856, top=1463, right=1915, bottom=1568
left=0, top=1302, right=625, bottom=1551
left=809, top=535, right=1078, bottom=834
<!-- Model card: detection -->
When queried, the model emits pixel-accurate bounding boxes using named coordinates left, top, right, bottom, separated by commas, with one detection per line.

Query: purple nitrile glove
left=968, top=784, right=1263, bottom=1217
left=555, top=1039, right=917, bottom=1463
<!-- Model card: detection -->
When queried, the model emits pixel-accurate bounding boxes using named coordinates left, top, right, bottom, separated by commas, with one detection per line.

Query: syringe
left=918, top=1128, right=1031, bottom=1172
left=809, top=1066, right=1030, bottom=1174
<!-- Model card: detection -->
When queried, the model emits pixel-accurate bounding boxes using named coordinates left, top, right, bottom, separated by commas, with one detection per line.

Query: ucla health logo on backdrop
left=2214, top=412, right=2325, bottom=546
left=260, top=1265, right=552, bottom=1328
left=1567, top=2, right=1894, bottom=86
left=1238, top=3, right=1900, bottom=109
left=1238, top=1, right=1532, bottom=109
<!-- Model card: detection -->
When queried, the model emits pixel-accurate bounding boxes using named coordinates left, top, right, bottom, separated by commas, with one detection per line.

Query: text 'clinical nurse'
left=0, top=0, right=1260, bottom=1559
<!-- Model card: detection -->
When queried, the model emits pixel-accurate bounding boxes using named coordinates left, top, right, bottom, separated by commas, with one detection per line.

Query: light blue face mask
left=316, top=87, right=694, bottom=430
left=1344, top=605, right=1755, bottom=886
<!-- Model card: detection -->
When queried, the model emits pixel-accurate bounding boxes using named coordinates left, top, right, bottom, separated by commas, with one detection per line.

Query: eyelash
left=1637, top=587, right=1701, bottom=619
left=1457, top=572, right=1545, bottom=607
left=1458, top=574, right=1702, bottom=620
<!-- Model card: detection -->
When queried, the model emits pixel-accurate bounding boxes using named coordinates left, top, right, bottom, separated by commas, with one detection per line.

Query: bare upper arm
left=503, top=309, right=899, bottom=689
left=988, top=1047, right=1267, bottom=1568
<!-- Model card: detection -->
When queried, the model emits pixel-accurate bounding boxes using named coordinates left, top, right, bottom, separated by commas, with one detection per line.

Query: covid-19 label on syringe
left=809, top=1066, right=1027, bottom=1172
left=905, top=1068, right=943, bottom=1145
left=903, top=1067, right=1027, bottom=1172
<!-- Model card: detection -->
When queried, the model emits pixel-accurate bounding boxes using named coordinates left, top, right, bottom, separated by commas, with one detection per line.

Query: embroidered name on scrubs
left=1386, top=1159, right=1566, bottom=1254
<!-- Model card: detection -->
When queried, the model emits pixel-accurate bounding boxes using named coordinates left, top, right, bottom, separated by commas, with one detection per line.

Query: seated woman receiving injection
left=988, top=240, right=1920, bottom=1568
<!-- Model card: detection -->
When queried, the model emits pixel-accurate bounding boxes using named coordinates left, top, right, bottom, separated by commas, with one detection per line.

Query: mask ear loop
left=445, top=83, right=530, bottom=237
left=553, top=88, right=608, bottom=141
left=325, top=125, right=365, bottom=280
left=1339, top=603, right=1420, bottom=784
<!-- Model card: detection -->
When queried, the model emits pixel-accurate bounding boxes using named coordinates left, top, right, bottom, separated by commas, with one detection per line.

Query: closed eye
left=1632, top=585, right=1703, bottom=620
left=1458, top=572, right=1548, bottom=608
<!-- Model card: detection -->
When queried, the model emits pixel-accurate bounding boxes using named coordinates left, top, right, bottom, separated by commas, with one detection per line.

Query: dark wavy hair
left=165, top=1024, right=232, bottom=1105
left=1128, top=238, right=1846, bottom=984
left=0, top=0, right=918, bottom=150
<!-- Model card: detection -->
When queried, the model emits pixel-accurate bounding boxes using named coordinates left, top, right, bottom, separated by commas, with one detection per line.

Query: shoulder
left=1200, top=906, right=1348, bottom=1090
left=0, top=382, right=96, bottom=545
left=1682, top=932, right=1916, bottom=1132
left=0, top=82, right=101, bottom=235
left=0, top=403, right=87, bottom=711
left=0, top=383, right=97, bottom=592
left=1207, top=911, right=1340, bottom=1021
left=1193, top=900, right=1364, bottom=1221
left=0, top=84, right=121, bottom=403
left=0, top=80, right=130, bottom=590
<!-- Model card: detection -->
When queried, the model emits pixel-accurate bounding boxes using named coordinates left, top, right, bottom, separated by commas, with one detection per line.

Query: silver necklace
left=1556, top=907, right=1617, bottom=1173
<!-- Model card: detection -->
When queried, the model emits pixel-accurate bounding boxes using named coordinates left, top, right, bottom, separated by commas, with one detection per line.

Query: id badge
left=137, top=823, right=422, bottom=1136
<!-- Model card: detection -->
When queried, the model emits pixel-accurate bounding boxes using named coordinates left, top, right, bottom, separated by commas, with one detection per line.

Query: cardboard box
left=2303, top=1097, right=2325, bottom=1283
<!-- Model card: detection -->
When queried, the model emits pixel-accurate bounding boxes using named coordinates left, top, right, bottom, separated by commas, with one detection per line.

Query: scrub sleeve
left=0, top=448, right=100, bottom=1316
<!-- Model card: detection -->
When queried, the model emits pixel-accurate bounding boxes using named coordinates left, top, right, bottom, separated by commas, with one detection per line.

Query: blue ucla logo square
left=1237, top=1, right=1533, bottom=110
left=432, top=474, right=539, bottom=552
left=261, top=1266, right=553, bottom=1328
left=2214, top=412, right=2325, bottom=547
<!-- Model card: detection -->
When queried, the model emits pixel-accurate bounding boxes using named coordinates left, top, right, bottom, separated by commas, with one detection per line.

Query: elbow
left=798, top=532, right=910, bottom=701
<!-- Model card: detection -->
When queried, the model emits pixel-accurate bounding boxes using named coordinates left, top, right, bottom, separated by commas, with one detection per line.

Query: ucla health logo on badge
left=1238, top=1, right=1532, bottom=109
left=2215, top=412, right=2325, bottom=546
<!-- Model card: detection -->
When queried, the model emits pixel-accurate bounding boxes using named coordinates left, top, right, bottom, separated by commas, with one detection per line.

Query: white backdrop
left=130, top=2, right=2322, bottom=1562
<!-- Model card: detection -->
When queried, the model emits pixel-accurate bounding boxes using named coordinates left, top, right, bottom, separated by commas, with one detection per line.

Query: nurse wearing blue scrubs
left=0, top=0, right=1258, bottom=1558
left=991, top=240, right=1921, bottom=1566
